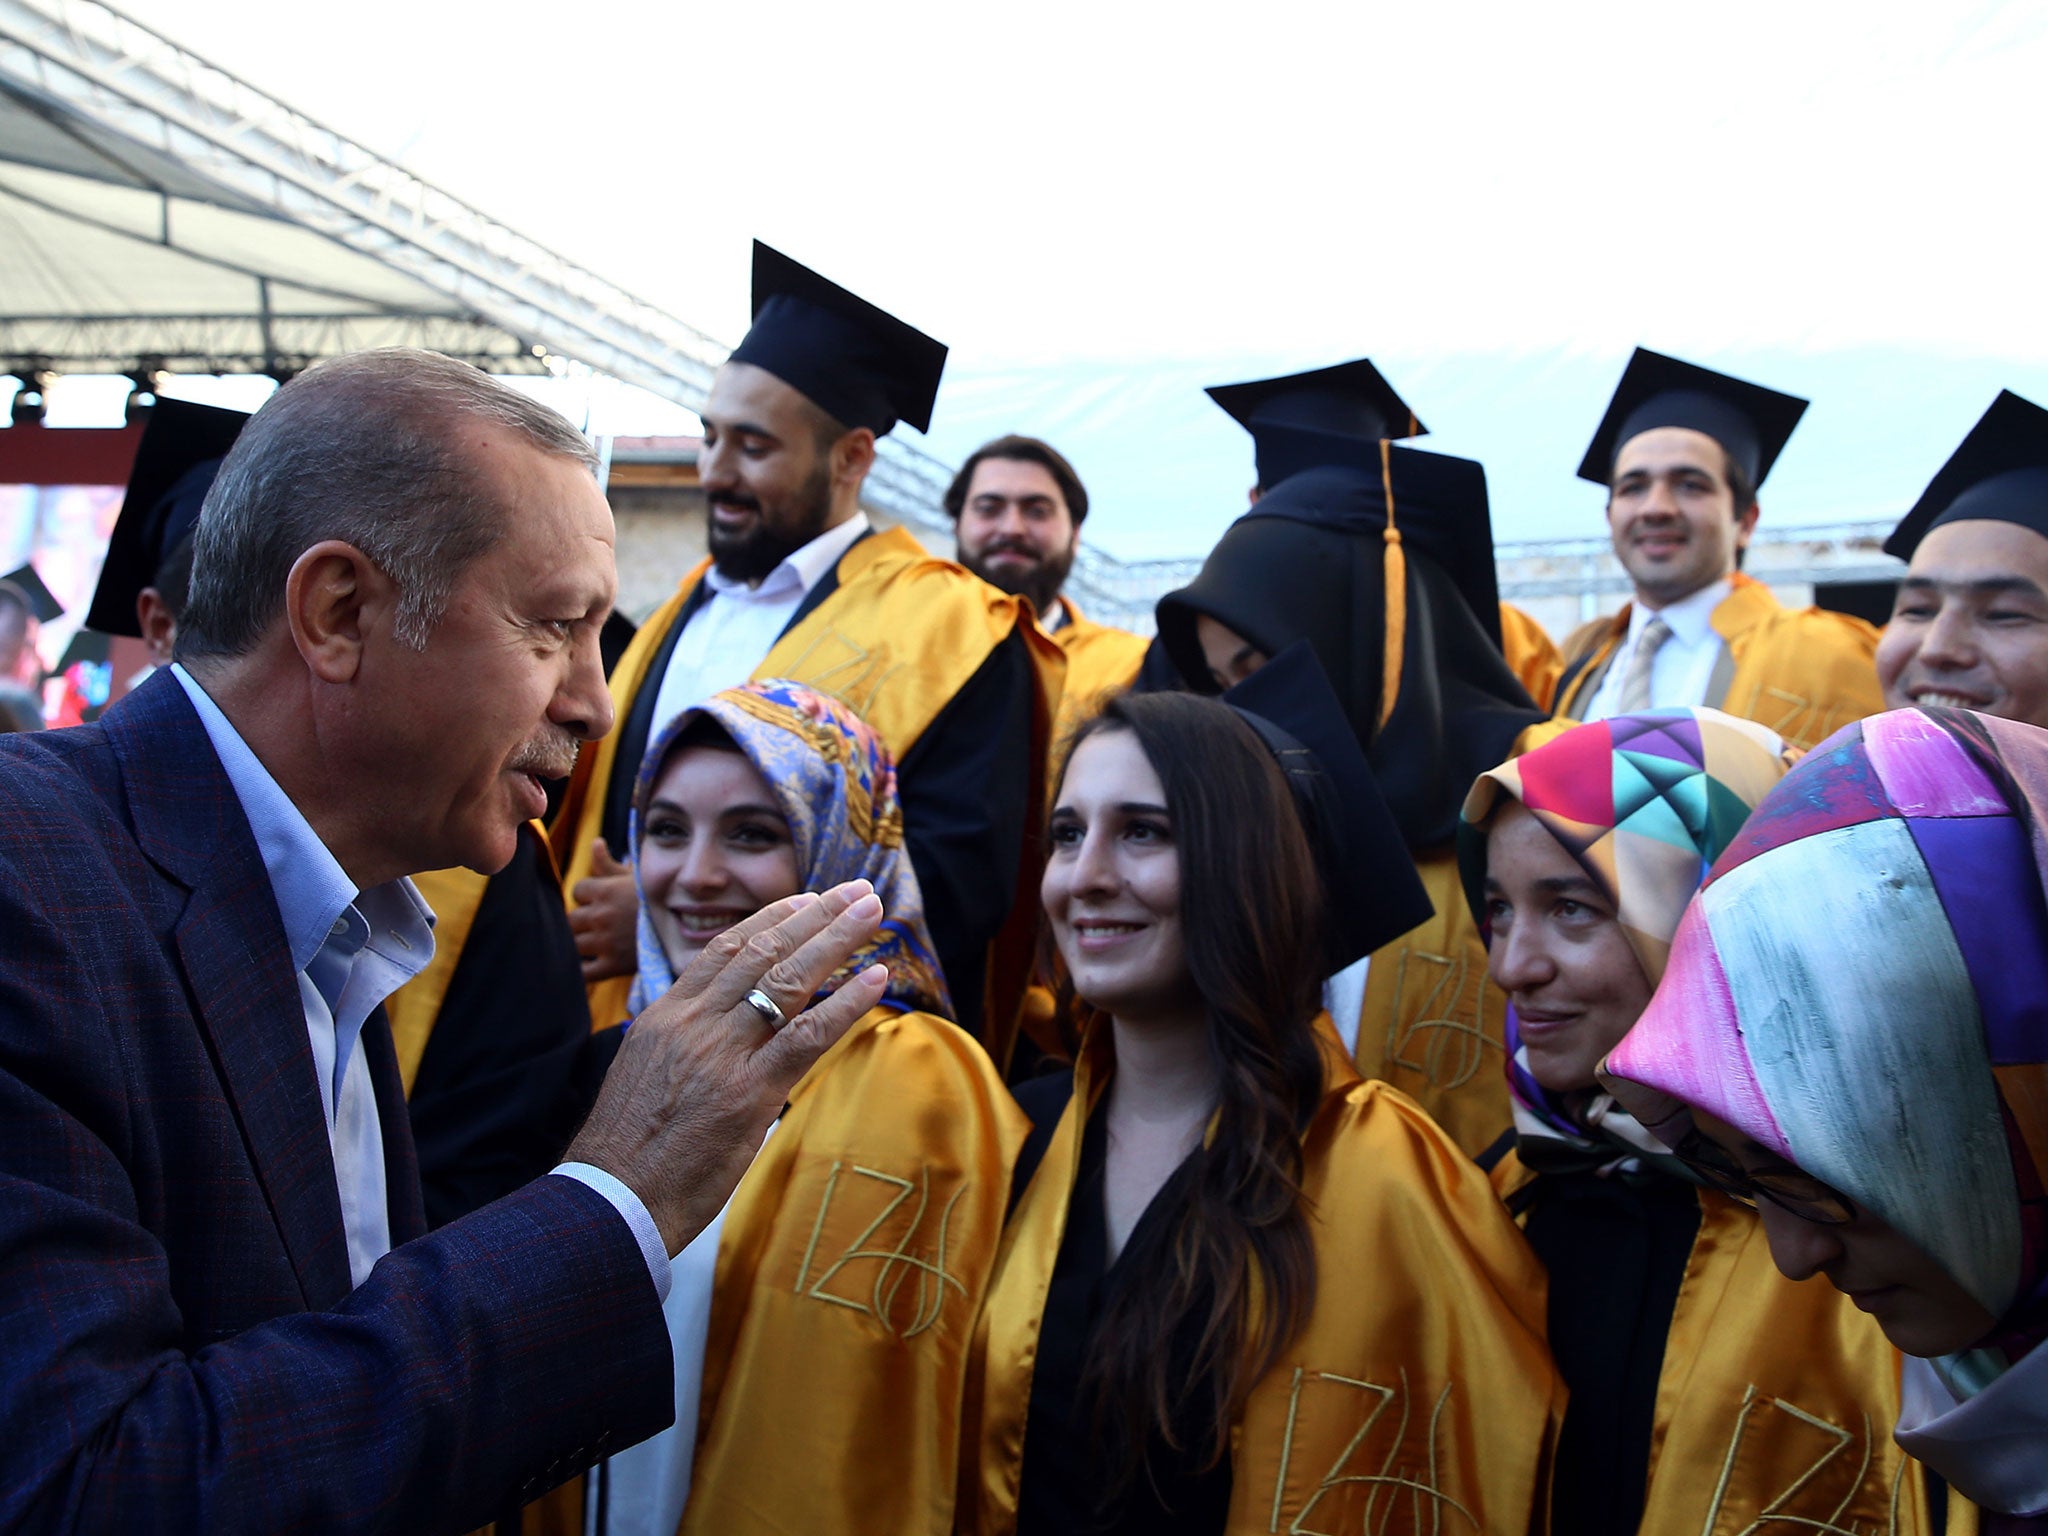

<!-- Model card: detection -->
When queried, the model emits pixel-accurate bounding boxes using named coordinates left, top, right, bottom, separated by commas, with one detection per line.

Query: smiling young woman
left=594, top=679, right=1027, bottom=1536
left=1459, top=706, right=1951, bottom=1533
left=1602, top=705, right=2048, bottom=1524
left=960, top=690, right=1562, bottom=1536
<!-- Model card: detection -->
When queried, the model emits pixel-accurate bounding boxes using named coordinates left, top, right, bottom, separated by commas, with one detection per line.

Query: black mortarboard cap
left=1228, top=433, right=1506, bottom=647
left=1576, top=347, right=1807, bottom=489
left=0, top=563, right=63, bottom=623
left=1883, top=390, right=2048, bottom=562
left=85, top=397, right=248, bottom=637
left=725, top=241, right=948, bottom=437
left=1207, top=358, right=1426, bottom=490
left=1223, top=642, right=1433, bottom=968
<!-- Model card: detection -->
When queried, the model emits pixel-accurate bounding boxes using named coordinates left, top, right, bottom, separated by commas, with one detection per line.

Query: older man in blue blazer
left=0, top=349, right=890, bottom=1533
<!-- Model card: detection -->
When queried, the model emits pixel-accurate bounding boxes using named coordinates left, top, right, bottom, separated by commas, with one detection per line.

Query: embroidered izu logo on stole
left=1693, top=1386, right=1918, bottom=1536
left=793, top=1161, right=968, bottom=1339
left=1384, top=948, right=1499, bottom=1091
left=776, top=627, right=905, bottom=722
left=1265, top=1366, right=1478, bottom=1535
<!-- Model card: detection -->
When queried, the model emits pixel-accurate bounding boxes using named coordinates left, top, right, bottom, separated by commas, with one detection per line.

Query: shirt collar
left=1041, top=597, right=1070, bottom=634
left=703, top=512, right=870, bottom=598
left=1633, top=575, right=1730, bottom=649
left=169, top=664, right=433, bottom=974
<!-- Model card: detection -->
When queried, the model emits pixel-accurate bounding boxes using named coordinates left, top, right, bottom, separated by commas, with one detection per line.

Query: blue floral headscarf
left=627, top=679, right=952, bottom=1021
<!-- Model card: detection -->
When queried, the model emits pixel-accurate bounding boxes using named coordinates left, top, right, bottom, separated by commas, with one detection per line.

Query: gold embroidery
left=775, top=624, right=908, bottom=721
left=794, top=1162, right=968, bottom=1339
left=1700, top=1385, right=1894, bottom=1536
left=1753, top=686, right=1828, bottom=751
left=1384, top=947, right=1498, bottom=1091
left=1269, top=1366, right=1477, bottom=1535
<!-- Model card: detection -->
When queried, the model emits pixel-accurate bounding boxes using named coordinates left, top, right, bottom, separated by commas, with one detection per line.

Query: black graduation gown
left=1508, top=1158, right=1700, bottom=1536
left=406, top=827, right=621, bottom=1228
left=1011, top=1073, right=1232, bottom=1536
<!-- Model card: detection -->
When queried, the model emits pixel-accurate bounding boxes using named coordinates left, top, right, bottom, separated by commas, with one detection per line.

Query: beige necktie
left=1614, top=616, right=1673, bottom=714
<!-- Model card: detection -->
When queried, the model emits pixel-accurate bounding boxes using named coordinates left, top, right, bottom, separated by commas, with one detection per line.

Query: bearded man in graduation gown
left=1153, top=427, right=1559, bottom=1155
left=555, top=243, right=1062, bottom=1055
left=945, top=433, right=1146, bottom=744
left=1553, top=347, right=1883, bottom=744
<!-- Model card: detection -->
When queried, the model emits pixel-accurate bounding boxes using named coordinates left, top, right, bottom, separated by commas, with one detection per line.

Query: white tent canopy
left=0, top=0, right=1012, bottom=580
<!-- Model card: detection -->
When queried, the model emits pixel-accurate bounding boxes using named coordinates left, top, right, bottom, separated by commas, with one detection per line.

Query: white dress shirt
left=648, top=514, right=871, bottom=738
left=1581, top=577, right=1732, bottom=722
left=595, top=1121, right=780, bottom=1536
left=1321, top=955, right=1371, bottom=1056
left=170, top=665, right=669, bottom=1298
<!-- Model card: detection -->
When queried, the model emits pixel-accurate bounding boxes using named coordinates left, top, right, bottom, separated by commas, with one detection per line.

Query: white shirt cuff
left=550, top=1162, right=673, bottom=1304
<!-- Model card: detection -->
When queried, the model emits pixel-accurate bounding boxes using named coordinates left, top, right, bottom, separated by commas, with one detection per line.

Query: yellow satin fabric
left=680, top=1005, right=1028, bottom=1536
left=551, top=526, right=1066, bottom=1039
left=1348, top=721, right=1571, bottom=1158
left=961, top=1023, right=1562, bottom=1536
left=1492, top=1148, right=1962, bottom=1534
left=1046, top=597, right=1147, bottom=748
left=1556, top=573, right=1884, bottom=751
left=1500, top=601, right=1564, bottom=712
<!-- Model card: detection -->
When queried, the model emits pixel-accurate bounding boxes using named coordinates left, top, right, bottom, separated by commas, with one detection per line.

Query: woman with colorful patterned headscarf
left=598, top=680, right=1028, bottom=1536
left=1460, top=707, right=1945, bottom=1534
left=1602, top=705, right=2048, bottom=1524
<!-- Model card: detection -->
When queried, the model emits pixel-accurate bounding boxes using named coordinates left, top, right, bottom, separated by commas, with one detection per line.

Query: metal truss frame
left=0, top=312, right=552, bottom=377
left=0, top=0, right=961, bottom=535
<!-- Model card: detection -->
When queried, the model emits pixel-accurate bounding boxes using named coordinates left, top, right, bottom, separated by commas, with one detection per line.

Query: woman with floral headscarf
left=597, top=680, right=1027, bottom=1536
left=1461, top=707, right=1945, bottom=1534
left=1602, top=704, right=2048, bottom=1525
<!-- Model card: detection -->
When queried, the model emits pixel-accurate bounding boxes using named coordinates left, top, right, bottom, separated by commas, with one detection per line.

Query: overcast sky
left=94, top=2, right=2048, bottom=557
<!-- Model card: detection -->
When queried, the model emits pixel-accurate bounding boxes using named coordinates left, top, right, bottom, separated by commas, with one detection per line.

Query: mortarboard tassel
left=1378, top=439, right=1406, bottom=731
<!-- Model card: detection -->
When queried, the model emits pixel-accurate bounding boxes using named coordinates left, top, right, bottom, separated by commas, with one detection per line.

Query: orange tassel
left=1379, top=439, right=1406, bottom=730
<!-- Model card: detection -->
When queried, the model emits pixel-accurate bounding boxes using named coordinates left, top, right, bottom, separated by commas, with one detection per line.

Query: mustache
left=709, top=492, right=762, bottom=513
left=508, top=732, right=581, bottom=780
left=981, top=539, right=1041, bottom=559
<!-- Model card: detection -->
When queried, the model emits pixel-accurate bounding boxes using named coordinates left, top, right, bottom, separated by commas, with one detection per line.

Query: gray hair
left=175, top=348, right=599, bottom=658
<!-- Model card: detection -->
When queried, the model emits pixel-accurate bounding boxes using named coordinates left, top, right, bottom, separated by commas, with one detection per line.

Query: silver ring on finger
left=742, top=988, right=789, bottom=1032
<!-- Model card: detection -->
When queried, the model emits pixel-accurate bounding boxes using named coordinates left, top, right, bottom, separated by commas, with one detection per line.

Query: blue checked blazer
left=0, top=671, right=673, bottom=1533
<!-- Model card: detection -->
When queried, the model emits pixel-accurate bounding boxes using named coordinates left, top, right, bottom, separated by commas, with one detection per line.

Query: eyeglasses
left=1670, top=1127, right=1857, bottom=1225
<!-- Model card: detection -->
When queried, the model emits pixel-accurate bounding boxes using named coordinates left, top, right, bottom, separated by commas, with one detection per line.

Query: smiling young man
left=553, top=244, right=1061, bottom=1055
left=1555, top=349, right=1884, bottom=749
left=946, top=435, right=1145, bottom=743
left=1877, top=390, right=2048, bottom=730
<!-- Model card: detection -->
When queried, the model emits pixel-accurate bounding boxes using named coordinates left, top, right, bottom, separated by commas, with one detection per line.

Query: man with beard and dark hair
left=945, top=434, right=1145, bottom=743
left=554, top=243, right=1061, bottom=1058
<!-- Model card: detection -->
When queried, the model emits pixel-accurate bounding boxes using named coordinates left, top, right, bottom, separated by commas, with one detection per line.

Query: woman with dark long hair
left=960, top=688, right=1562, bottom=1535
